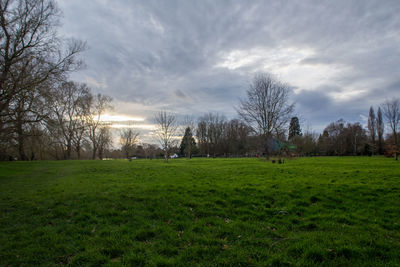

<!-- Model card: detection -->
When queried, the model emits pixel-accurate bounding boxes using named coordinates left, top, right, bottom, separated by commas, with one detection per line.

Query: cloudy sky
left=57, top=0, right=400, bottom=141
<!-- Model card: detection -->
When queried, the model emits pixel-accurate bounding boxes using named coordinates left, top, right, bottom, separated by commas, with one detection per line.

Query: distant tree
left=319, top=119, right=368, bottom=156
left=238, top=73, right=294, bottom=159
left=97, top=126, right=112, bottom=160
left=367, top=106, right=376, bottom=155
left=119, top=127, right=139, bottom=159
left=180, top=115, right=196, bottom=136
left=47, top=81, right=91, bottom=159
left=322, top=120, right=346, bottom=155
left=224, top=119, right=251, bottom=156
left=382, top=98, right=400, bottom=160
left=384, top=134, right=400, bottom=159
left=376, top=107, right=385, bottom=155
left=154, top=110, right=178, bottom=162
left=142, top=143, right=159, bottom=159
left=179, top=127, right=196, bottom=158
left=196, top=113, right=226, bottom=157
left=318, top=130, right=330, bottom=156
left=288, top=117, right=302, bottom=140
left=196, top=120, right=208, bottom=155
left=72, top=91, right=91, bottom=160
left=293, top=130, right=318, bottom=156
left=344, top=122, right=367, bottom=155
left=86, top=94, right=113, bottom=159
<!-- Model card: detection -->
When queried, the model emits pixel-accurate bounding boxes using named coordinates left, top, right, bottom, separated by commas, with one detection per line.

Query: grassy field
left=0, top=157, right=399, bottom=266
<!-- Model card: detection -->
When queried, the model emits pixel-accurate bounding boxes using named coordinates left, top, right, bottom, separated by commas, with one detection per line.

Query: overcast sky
left=57, top=0, right=400, bottom=141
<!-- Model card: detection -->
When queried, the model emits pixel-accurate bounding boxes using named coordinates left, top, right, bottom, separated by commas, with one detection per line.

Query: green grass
left=0, top=157, right=399, bottom=266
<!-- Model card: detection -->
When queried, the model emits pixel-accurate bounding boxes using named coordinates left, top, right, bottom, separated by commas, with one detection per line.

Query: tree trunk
left=164, top=150, right=169, bottom=163
left=18, top=135, right=27, bottom=160
left=16, top=119, right=27, bottom=161
left=92, top=147, right=97, bottom=160
left=76, top=143, right=81, bottom=160
left=264, top=134, right=271, bottom=160
left=394, top=131, right=398, bottom=161
left=66, top=140, right=72, bottom=160
left=98, top=148, right=103, bottom=160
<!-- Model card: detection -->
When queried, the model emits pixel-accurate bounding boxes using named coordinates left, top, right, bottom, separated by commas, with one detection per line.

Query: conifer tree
left=368, top=106, right=376, bottom=155
left=288, top=117, right=302, bottom=140
left=179, top=127, right=197, bottom=158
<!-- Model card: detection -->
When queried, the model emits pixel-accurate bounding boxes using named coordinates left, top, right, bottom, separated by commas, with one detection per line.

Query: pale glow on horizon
left=110, top=123, right=155, bottom=130
left=100, top=113, right=145, bottom=123
left=215, top=46, right=315, bottom=71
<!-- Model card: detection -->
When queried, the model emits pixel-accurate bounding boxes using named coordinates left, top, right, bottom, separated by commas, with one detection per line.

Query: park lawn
left=0, top=157, right=399, bottom=266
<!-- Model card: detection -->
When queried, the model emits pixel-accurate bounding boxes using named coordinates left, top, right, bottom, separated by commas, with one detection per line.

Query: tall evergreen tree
left=367, top=106, right=376, bottom=155
left=179, top=127, right=196, bottom=158
left=377, top=107, right=385, bottom=155
left=288, top=117, right=302, bottom=140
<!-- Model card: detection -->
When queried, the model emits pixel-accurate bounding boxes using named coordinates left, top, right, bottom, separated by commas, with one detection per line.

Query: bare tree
left=142, top=142, right=159, bottom=159
left=97, top=125, right=112, bottom=160
left=153, top=110, right=178, bottom=162
left=292, top=129, right=318, bottom=156
left=0, top=0, right=85, bottom=119
left=225, top=119, right=251, bottom=156
left=237, top=73, right=294, bottom=159
left=47, top=81, right=90, bottom=159
left=0, top=0, right=85, bottom=159
left=345, top=122, right=367, bottom=156
left=196, top=119, right=208, bottom=155
left=180, top=115, right=196, bottom=135
left=376, top=107, right=384, bottom=155
left=72, top=90, right=91, bottom=160
left=319, top=119, right=367, bottom=156
left=367, top=106, right=376, bottom=155
left=6, top=79, right=49, bottom=160
left=382, top=98, right=400, bottom=160
left=196, top=113, right=226, bottom=157
left=119, top=126, right=139, bottom=159
left=86, top=93, right=113, bottom=159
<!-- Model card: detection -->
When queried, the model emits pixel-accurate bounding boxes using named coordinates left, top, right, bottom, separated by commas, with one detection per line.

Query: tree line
left=148, top=74, right=399, bottom=162
left=1, top=0, right=399, bottom=161
left=151, top=107, right=400, bottom=162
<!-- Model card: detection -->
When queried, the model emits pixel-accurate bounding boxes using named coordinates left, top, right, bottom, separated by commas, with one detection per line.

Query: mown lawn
left=0, top=157, right=399, bottom=266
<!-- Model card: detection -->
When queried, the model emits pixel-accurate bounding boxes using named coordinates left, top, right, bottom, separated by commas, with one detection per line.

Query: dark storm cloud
left=57, top=0, right=400, bottom=134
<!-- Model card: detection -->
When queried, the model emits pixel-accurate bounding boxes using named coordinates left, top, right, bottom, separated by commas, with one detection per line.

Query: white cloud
left=215, top=46, right=352, bottom=91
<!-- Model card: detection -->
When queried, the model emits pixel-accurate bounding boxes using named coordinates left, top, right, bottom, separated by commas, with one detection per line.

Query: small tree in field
left=179, top=127, right=197, bottom=158
left=154, top=110, right=178, bottom=162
